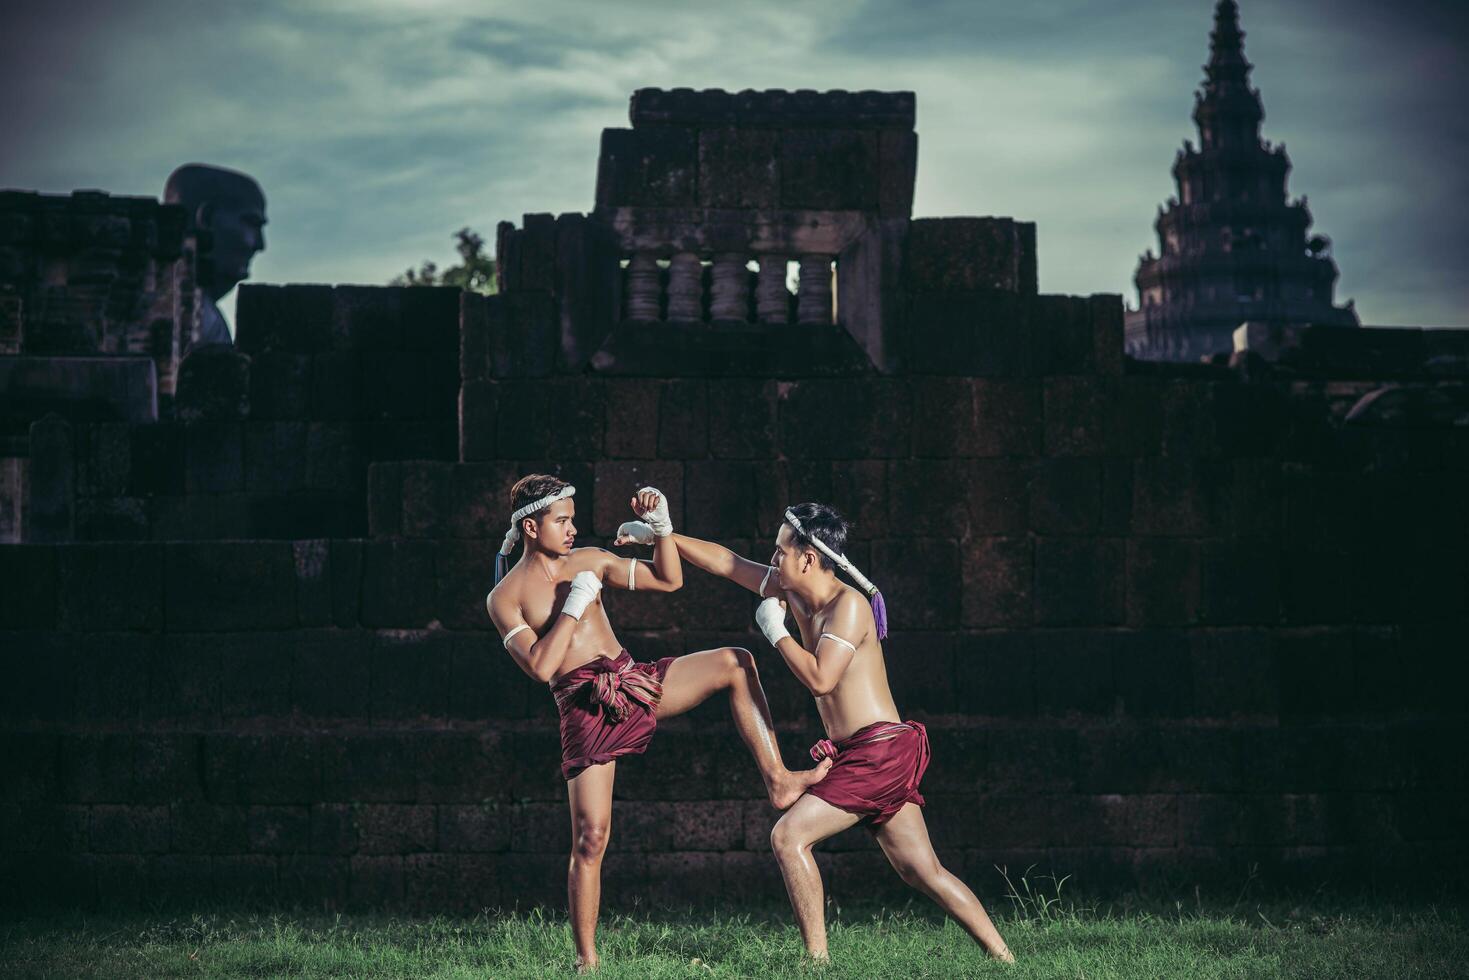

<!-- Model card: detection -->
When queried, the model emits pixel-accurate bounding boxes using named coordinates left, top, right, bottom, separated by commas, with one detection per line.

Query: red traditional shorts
left=551, top=649, right=675, bottom=780
left=805, top=720, right=930, bottom=827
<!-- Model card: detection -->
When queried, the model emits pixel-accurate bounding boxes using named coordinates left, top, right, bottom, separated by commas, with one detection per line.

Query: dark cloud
left=2, top=0, right=1463, bottom=326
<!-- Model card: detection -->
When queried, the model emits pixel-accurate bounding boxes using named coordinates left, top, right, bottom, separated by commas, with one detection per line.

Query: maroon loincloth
left=805, top=720, right=930, bottom=827
left=551, top=649, right=676, bottom=780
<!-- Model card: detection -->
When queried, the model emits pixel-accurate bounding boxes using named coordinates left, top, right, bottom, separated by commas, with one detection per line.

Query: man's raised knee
left=770, top=819, right=802, bottom=856
left=729, top=646, right=756, bottom=673
left=573, top=823, right=610, bottom=861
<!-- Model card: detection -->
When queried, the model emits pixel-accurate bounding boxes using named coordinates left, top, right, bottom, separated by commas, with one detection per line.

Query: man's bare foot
left=990, top=946, right=1015, bottom=963
left=575, top=953, right=599, bottom=973
left=767, top=759, right=833, bottom=810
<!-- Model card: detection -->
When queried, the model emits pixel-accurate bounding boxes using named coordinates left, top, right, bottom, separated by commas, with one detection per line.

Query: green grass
left=2, top=892, right=1465, bottom=979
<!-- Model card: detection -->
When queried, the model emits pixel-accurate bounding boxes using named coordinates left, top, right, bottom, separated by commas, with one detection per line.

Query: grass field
left=3, top=890, right=1465, bottom=978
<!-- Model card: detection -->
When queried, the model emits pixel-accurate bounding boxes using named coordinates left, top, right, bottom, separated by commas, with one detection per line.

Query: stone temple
left=0, top=85, right=1466, bottom=911
left=1126, top=0, right=1360, bottom=361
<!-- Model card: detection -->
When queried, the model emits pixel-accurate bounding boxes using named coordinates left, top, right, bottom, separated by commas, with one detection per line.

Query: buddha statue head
left=164, top=164, right=267, bottom=302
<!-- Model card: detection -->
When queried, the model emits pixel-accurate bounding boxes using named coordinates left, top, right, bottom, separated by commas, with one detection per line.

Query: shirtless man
left=668, top=501, right=1014, bottom=963
left=485, top=474, right=830, bottom=972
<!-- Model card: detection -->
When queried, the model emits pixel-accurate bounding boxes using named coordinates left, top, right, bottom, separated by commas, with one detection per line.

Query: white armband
left=759, top=566, right=774, bottom=596
left=502, top=623, right=531, bottom=650
left=819, top=632, right=858, bottom=654
left=627, top=557, right=637, bottom=591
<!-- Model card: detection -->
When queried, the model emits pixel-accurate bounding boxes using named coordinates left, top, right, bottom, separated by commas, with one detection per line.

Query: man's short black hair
left=785, top=501, right=851, bottom=572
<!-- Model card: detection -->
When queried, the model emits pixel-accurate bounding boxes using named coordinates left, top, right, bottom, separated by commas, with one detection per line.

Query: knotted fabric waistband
left=810, top=720, right=927, bottom=764
left=552, top=650, right=663, bottom=724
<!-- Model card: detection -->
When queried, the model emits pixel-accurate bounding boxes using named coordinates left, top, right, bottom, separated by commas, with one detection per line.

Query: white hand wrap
left=638, top=486, right=673, bottom=537
left=561, top=570, right=603, bottom=621
left=616, top=520, right=655, bottom=546
left=755, top=597, right=792, bottom=647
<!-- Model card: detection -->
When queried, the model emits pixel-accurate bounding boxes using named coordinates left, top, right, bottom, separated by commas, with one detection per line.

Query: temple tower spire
left=1124, top=1, right=1358, bottom=361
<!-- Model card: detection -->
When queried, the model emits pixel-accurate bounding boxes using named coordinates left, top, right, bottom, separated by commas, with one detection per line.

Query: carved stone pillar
left=796, top=255, right=833, bottom=325
left=756, top=255, right=789, bottom=325
left=625, top=253, right=661, bottom=322
left=666, top=252, right=703, bottom=322
left=709, top=253, right=747, bottom=324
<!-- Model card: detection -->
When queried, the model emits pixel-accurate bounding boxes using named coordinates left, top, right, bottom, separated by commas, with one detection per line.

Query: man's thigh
left=566, top=760, right=616, bottom=834
left=871, top=802, right=942, bottom=876
left=655, top=647, right=739, bottom=719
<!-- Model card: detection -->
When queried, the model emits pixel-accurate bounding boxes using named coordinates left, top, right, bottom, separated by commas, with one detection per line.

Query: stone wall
left=1, top=90, right=1465, bottom=911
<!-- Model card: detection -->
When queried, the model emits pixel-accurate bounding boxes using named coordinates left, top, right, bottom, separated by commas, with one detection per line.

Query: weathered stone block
left=331, top=285, right=402, bottom=351
left=1043, top=377, right=1162, bottom=456
left=145, top=636, right=219, bottom=726
left=218, top=632, right=294, bottom=719
left=73, top=633, right=152, bottom=722
left=961, top=536, right=1032, bottom=628
left=127, top=424, right=184, bottom=496
left=348, top=855, right=403, bottom=907
left=595, top=127, right=698, bottom=207
left=871, top=538, right=960, bottom=630
left=90, top=805, right=170, bottom=853
left=171, top=802, right=248, bottom=853
left=878, top=129, right=917, bottom=217
left=0, top=546, right=57, bottom=627
left=457, top=380, right=496, bottom=461
left=246, top=805, right=309, bottom=853
left=658, top=379, right=708, bottom=457
left=884, top=632, right=958, bottom=713
left=182, top=421, right=243, bottom=493
left=57, top=542, right=162, bottom=630
left=174, top=347, right=250, bottom=421
left=1033, top=537, right=1124, bottom=626
left=906, top=290, right=1033, bottom=376
left=360, top=540, right=437, bottom=627
left=400, top=286, right=461, bottom=353
left=592, top=460, right=682, bottom=538
left=780, top=379, right=911, bottom=459
left=952, top=632, right=1035, bottom=717
left=319, top=734, right=417, bottom=804
left=779, top=129, right=877, bottom=209
left=369, top=630, right=452, bottom=722
left=206, top=734, right=319, bottom=804
left=307, top=423, right=364, bottom=493
left=356, top=804, right=436, bottom=854
left=685, top=460, right=759, bottom=538
left=707, top=379, right=778, bottom=459
left=235, top=284, right=333, bottom=354
left=1201, top=537, right=1280, bottom=626
left=987, top=728, right=1076, bottom=792
left=1130, top=459, right=1228, bottom=536
left=438, top=804, right=512, bottom=853
left=164, top=542, right=297, bottom=630
left=1032, top=630, right=1116, bottom=717
left=1032, top=295, right=1092, bottom=374
left=1090, top=294, right=1125, bottom=375
left=1189, top=629, right=1278, bottom=718
left=1126, top=538, right=1200, bottom=626
left=698, top=127, right=778, bottom=208
left=0, top=733, right=61, bottom=802
left=1112, top=630, right=1193, bottom=718
left=904, top=218, right=1037, bottom=294
left=242, top=422, right=307, bottom=493
left=309, top=351, right=362, bottom=420
left=60, top=733, right=133, bottom=802
left=1029, top=458, right=1101, bottom=534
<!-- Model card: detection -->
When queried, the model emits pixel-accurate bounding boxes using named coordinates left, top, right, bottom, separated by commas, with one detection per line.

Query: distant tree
left=392, top=227, right=497, bottom=294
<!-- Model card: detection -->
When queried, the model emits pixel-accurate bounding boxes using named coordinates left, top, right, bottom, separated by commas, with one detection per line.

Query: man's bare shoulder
left=826, top=585, right=875, bottom=639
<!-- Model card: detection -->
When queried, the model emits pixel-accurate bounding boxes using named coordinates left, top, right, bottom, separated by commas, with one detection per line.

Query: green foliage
left=393, top=227, right=497, bottom=294
left=2, top=897, right=1466, bottom=978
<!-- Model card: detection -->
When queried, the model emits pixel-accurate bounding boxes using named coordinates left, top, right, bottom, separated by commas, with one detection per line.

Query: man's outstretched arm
left=666, top=532, right=778, bottom=596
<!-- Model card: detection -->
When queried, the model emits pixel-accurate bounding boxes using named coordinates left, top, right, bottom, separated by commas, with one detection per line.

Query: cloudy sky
left=5, top=0, right=1466, bottom=328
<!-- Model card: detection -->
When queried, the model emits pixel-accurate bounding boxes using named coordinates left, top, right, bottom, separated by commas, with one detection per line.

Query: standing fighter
left=665, top=502, right=1014, bottom=963
left=485, top=474, right=830, bottom=973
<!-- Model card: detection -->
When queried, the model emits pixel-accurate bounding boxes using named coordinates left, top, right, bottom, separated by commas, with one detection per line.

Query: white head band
left=500, top=485, right=576, bottom=557
left=783, top=507, right=876, bottom=597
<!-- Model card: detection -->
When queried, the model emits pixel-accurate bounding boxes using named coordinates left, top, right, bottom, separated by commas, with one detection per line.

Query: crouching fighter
left=486, top=474, right=830, bottom=973
left=660, top=502, right=1014, bottom=963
